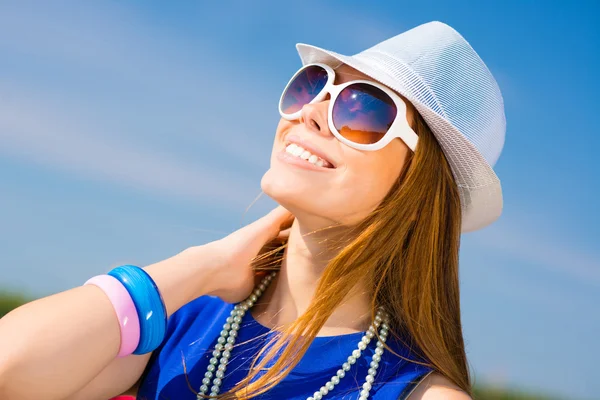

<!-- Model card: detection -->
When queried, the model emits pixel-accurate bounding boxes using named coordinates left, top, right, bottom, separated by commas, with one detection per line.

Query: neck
left=252, top=217, right=372, bottom=336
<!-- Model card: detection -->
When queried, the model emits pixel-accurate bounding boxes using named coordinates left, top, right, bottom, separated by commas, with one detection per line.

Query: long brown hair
left=202, top=110, right=470, bottom=398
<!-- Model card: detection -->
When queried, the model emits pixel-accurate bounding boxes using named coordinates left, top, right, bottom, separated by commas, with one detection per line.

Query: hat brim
left=296, top=43, right=502, bottom=232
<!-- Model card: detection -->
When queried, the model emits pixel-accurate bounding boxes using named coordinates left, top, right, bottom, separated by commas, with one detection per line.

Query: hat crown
left=354, top=21, right=506, bottom=167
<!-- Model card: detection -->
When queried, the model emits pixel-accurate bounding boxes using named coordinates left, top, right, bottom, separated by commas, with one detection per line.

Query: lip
left=283, top=134, right=337, bottom=168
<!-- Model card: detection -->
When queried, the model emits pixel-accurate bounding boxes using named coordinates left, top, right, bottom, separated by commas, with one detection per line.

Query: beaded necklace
left=197, top=272, right=390, bottom=400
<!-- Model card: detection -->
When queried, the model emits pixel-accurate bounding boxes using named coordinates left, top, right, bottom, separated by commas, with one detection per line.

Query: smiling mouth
left=283, top=142, right=335, bottom=168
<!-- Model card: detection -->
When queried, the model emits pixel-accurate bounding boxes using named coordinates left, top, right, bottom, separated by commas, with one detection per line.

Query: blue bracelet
left=108, top=265, right=167, bottom=354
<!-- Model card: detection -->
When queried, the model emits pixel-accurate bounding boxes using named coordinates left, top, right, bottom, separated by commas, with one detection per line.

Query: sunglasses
left=278, top=63, right=418, bottom=152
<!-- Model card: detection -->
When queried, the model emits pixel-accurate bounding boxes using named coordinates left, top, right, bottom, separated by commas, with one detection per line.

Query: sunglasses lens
left=280, top=65, right=328, bottom=114
left=332, top=83, right=397, bottom=145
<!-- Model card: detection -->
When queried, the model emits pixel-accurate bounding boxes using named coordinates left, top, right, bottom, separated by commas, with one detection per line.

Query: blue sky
left=0, top=1, right=598, bottom=398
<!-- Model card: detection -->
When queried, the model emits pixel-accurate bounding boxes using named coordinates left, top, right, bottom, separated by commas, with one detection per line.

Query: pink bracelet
left=85, top=275, right=140, bottom=358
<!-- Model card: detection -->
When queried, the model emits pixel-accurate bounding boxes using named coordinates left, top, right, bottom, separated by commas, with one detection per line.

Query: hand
left=185, top=206, right=294, bottom=303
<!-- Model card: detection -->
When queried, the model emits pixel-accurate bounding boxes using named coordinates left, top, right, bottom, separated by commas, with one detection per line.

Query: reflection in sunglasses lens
left=333, top=83, right=397, bottom=144
left=281, top=66, right=328, bottom=114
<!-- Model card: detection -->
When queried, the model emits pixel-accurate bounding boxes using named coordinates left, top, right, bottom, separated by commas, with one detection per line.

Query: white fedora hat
left=296, top=21, right=506, bottom=232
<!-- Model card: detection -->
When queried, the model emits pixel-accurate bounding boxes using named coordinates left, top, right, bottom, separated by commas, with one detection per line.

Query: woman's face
left=261, top=64, right=415, bottom=226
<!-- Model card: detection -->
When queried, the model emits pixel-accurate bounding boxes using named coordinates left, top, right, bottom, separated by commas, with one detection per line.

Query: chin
left=260, top=167, right=322, bottom=216
left=261, top=168, right=301, bottom=208
left=261, top=168, right=352, bottom=226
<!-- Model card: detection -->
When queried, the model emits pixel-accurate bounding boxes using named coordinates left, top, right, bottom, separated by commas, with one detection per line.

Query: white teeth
left=285, top=143, right=329, bottom=167
left=292, top=147, right=303, bottom=157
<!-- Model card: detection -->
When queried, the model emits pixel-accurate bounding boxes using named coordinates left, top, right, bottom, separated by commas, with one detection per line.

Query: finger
left=267, top=205, right=293, bottom=221
left=276, top=227, right=292, bottom=240
left=279, top=214, right=294, bottom=230
left=265, top=206, right=294, bottom=230
left=237, top=206, right=292, bottom=245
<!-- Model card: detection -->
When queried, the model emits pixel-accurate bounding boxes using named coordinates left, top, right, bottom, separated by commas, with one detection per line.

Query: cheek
left=270, top=119, right=289, bottom=155
left=335, top=142, right=408, bottom=220
left=336, top=157, right=402, bottom=218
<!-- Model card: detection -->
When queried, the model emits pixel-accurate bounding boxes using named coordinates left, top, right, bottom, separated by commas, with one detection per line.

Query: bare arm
left=66, top=353, right=151, bottom=400
left=408, top=372, right=472, bottom=400
left=0, top=249, right=213, bottom=400
left=0, top=205, right=293, bottom=400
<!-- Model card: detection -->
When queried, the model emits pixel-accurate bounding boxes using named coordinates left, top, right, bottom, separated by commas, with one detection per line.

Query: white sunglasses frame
left=278, top=63, right=418, bottom=152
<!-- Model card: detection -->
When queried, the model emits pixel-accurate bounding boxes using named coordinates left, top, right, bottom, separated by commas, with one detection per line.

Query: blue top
left=137, top=296, right=431, bottom=400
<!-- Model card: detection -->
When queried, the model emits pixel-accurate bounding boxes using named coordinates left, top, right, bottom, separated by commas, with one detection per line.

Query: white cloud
left=0, top=2, right=192, bottom=87
left=0, top=0, right=276, bottom=171
left=0, top=0, right=284, bottom=208
left=470, top=218, right=600, bottom=288
left=0, top=91, right=259, bottom=208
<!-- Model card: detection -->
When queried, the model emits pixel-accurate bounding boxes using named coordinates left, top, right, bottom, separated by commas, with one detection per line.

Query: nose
left=299, top=99, right=332, bottom=138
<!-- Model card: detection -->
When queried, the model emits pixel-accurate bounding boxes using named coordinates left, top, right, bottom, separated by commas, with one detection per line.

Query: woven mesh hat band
left=354, top=51, right=447, bottom=118
left=296, top=21, right=506, bottom=232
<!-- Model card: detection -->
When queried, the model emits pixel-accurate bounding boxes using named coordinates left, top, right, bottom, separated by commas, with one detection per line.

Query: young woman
left=0, top=21, right=505, bottom=400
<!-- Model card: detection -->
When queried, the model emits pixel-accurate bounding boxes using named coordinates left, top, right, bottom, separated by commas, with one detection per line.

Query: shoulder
left=408, top=372, right=472, bottom=400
